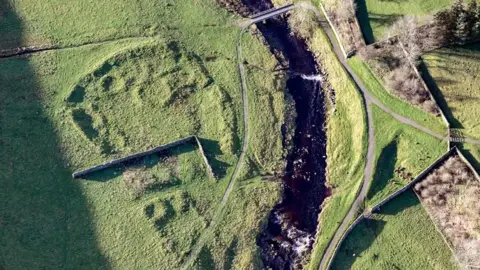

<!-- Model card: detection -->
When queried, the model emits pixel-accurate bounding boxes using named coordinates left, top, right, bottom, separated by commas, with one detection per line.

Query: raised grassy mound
left=66, top=41, right=236, bottom=156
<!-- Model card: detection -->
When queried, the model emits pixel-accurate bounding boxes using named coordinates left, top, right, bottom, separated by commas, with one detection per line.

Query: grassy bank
left=357, top=0, right=453, bottom=42
left=0, top=1, right=286, bottom=268
left=348, top=56, right=446, bottom=135
left=367, top=105, right=447, bottom=206
left=423, top=43, right=480, bottom=140
left=331, top=190, right=457, bottom=269
left=304, top=24, right=368, bottom=270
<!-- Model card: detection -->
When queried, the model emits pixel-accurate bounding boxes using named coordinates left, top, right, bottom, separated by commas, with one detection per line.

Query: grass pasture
left=331, top=190, right=457, bottom=269
left=367, top=105, right=447, bottom=206
left=348, top=56, right=446, bottom=135
left=356, top=0, right=453, bottom=43
left=423, top=43, right=480, bottom=140
left=0, top=0, right=288, bottom=268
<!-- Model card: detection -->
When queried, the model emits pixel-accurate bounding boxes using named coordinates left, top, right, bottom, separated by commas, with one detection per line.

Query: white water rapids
left=300, top=74, right=324, bottom=82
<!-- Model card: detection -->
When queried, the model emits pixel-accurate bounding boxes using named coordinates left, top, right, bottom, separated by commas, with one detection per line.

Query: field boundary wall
left=371, top=147, right=456, bottom=213
left=324, top=214, right=366, bottom=270
left=72, top=135, right=215, bottom=179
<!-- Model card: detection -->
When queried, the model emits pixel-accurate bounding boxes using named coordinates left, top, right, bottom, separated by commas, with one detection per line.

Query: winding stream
left=239, top=0, right=329, bottom=268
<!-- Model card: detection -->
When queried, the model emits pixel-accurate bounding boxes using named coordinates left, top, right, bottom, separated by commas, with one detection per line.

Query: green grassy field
left=423, top=43, right=480, bottom=140
left=356, top=0, right=454, bottom=43
left=304, top=24, right=367, bottom=270
left=193, top=177, right=281, bottom=269
left=348, top=56, right=446, bottom=135
left=367, top=105, right=447, bottom=206
left=331, top=190, right=457, bottom=269
left=0, top=1, right=289, bottom=269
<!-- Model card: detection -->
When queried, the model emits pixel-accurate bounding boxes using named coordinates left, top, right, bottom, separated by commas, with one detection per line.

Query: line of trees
left=434, top=0, right=480, bottom=45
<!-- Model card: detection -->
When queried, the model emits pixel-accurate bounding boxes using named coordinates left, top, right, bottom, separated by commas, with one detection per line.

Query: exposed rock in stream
left=223, top=0, right=329, bottom=268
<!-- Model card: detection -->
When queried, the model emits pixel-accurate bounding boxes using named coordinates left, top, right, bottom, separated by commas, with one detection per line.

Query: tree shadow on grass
left=367, top=140, right=398, bottom=201
left=223, top=237, right=238, bottom=270
left=356, top=0, right=376, bottom=44
left=331, top=218, right=387, bottom=270
left=379, top=190, right=420, bottom=215
left=193, top=246, right=216, bottom=270
left=418, top=60, right=463, bottom=129
left=369, top=13, right=401, bottom=37
left=0, top=2, right=110, bottom=269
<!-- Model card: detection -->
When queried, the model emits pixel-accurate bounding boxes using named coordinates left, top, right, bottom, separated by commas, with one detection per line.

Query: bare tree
left=388, top=15, right=422, bottom=63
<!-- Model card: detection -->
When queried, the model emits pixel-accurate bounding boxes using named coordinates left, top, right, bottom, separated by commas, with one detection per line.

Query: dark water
left=239, top=0, right=329, bottom=268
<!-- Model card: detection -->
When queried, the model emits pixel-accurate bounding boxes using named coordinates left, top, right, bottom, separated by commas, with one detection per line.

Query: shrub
left=415, top=156, right=480, bottom=268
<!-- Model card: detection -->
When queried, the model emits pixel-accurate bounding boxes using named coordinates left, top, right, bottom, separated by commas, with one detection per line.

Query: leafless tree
left=388, top=15, right=422, bottom=63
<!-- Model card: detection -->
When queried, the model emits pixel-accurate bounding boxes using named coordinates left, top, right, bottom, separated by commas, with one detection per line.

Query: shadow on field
left=193, top=246, right=216, bottom=270
left=0, top=1, right=110, bottom=269
left=198, top=138, right=230, bottom=179
left=355, top=0, right=375, bottom=44
left=380, top=190, right=419, bottom=215
left=369, top=13, right=400, bottom=31
left=331, top=218, right=386, bottom=269
left=367, top=140, right=398, bottom=201
left=419, top=59, right=463, bottom=129
left=457, top=144, right=480, bottom=172
left=223, top=237, right=238, bottom=270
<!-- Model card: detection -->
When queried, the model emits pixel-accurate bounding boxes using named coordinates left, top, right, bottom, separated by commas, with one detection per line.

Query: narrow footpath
left=301, top=3, right=480, bottom=269
left=180, top=27, right=251, bottom=270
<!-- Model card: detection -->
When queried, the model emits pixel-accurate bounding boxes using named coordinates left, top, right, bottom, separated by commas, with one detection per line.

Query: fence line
left=324, top=214, right=365, bottom=270
left=194, top=136, right=216, bottom=179
left=371, top=147, right=456, bottom=213
left=411, top=147, right=480, bottom=268
left=456, top=148, right=480, bottom=182
left=326, top=147, right=468, bottom=269
left=414, top=191, right=461, bottom=266
left=397, top=40, right=451, bottom=128
left=72, top=136, right=215, bottom=179
left=318, top=3, right=348, bottom=59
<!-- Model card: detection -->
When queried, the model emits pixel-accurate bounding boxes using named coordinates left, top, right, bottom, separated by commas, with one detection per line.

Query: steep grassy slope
left=0, top=1, right=287, bottom=269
